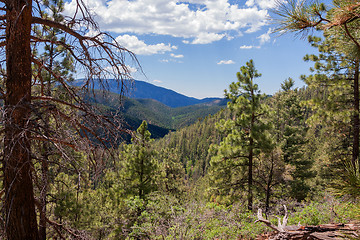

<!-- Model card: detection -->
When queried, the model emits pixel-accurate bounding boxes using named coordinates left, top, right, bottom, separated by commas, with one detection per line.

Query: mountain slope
left=87, top=90, right=226, bottom=136
left=75, top=79, right=223, bottom=108
left=128, top=80, right=205, bottom=108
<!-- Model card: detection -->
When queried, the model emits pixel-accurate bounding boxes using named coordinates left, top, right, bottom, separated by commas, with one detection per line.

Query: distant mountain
left=77, top=80, right=227, bottom=140
left=88, top=91, right=226, bottom=131
left=74, top=79, right=224, bottom=108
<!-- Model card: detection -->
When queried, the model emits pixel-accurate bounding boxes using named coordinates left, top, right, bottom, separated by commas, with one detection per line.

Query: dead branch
left=256, top=205, right=360, bottom=240
left=256, top=205, right=288, bottom=233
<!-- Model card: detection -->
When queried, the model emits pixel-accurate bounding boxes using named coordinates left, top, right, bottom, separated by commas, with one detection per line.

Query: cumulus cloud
left=125, top=65, right=138, bottom=73
left=115, top=34, right=176, bottom=55
left=239, top=45, right=260, bottom=49
left=102, top=64, right=137, bottom=79
left=159, top=58, right=183, bottom=63
left=217, top=60, right=235, bottom=65
left=245, top=0, right=278, bottom=9
left=257, top=28, right=272, bottom=44
left=170, top=53, right=184, bottom=58
left=153, top=79, right=163, bottom=83
left=191, top=33, right=225, bottom=44
left=65, top=0, right=269, bottom=44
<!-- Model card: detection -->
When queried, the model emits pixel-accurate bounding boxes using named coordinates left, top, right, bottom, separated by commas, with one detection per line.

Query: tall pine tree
left=120, top=121, right=158, bottom=201
left=210, top=60, right=272, bottom=210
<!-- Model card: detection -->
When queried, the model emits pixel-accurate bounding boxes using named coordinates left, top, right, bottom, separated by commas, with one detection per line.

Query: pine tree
left=0, top=0, right=136, bottom=238
left=273, top=0, right=360, bottom=181
left=158, top=148, right=186, bottom=199
left=32, top=1, right=75, bottom=238
left=210, top=60, right=272, bottom=210
left=270, top=79, right=314, bottom=201
left=301, top=35, right=359, bottom=196
left=121, top=121, right=158, bottom=201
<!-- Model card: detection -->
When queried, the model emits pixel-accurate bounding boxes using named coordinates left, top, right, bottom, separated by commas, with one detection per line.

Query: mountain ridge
left=74, top=79, right=224, bottom=108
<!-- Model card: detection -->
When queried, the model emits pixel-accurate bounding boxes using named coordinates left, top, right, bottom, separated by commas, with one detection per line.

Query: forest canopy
left=0, top=0, right=360, bottom=239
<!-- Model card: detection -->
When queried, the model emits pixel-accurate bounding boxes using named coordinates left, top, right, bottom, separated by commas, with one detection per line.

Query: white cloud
left=65, top=0, right=269, bottom=45
left=125, top=65, right=138, bottom=73
left=115, top=34, right=176, bottom=55
left=103, top=64, right=137, bottom=79
left=257, top=28, right=272, bottom=44
left=239, top=45, right=260, bottom=49
left=217, top=60, right=235, bottom=65
left=153, top=79, right=163, bottom=83
left=191, top=32, right=225, bottom=44
left=170, top=53, right=184, bottom=58
left=245, top=0, right=278, bottom=9
left=160, top=58, right=183, bottom=63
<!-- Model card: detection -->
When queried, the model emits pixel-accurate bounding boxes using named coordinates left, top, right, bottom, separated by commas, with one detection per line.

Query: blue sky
left=65, top=0, right=329, bottom=99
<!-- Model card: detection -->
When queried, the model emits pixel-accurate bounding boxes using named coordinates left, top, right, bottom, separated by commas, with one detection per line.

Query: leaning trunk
left=3, top=0, right=39, bottom=239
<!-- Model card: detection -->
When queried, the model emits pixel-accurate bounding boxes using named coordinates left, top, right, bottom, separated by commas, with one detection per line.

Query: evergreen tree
left=271, top=79, right=314, bottom=201
left=273, top=0, right=360, bottom=190
left=210, top=60, right=272, bottom=210
left=0, top=0, right=136, bottom=238
left=158, top=148, right=186, bottom=199
left=301, top=35, right=359, bottom=195
left=120, top=121, right=158, bottom=201
left=32, top=1, right=75, bottom=238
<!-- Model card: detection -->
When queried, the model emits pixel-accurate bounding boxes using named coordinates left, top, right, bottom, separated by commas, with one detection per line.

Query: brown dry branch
left=0, top=0, right=139, bottom=239
left=256, top=205, right=289, bottom=233
left=256, top=206, right=360, bottom=240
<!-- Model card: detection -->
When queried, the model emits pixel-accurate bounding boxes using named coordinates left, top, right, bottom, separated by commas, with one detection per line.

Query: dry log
left=256, top=206, right=360, bottom=240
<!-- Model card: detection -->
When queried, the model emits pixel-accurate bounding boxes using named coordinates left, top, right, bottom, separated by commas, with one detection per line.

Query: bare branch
left=256, top=205, right=289, bottom=233
left=256, top=208, right=283, bottom=232
left=32, top=136, right=78, bottom=151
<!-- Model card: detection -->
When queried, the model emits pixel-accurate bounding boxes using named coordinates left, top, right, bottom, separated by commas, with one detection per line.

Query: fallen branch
left=256, top=205, right=360, bottom=240
left=255, top=205, right=289, bottom=233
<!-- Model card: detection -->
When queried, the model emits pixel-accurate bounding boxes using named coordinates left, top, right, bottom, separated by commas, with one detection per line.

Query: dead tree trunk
left=3, top=0, right=40, bottom=239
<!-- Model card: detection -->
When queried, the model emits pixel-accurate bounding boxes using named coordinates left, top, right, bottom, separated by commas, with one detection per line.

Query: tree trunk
left=353, top=58, right=360, bottom=170
left=265, top=153, right=274, bottom=216
left=3, top=0, right=39, bottom=239
left=248, top=135, right=254, bottom=211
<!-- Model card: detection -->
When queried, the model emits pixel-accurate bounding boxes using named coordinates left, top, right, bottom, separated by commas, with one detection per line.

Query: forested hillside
left=1, top=1, right=360, bottom=240
left=86, top=90, right=226, bottom=138
left=75, top=79, right=225, bottom=108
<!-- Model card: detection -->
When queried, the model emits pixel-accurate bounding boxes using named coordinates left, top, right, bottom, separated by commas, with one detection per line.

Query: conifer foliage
left=120, top=120, right=159, bottom=200
left=210, top=60, right=273, bottom=210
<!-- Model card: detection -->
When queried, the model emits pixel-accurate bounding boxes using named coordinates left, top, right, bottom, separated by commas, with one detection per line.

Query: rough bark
left=3, top=0, right=40, bottom=239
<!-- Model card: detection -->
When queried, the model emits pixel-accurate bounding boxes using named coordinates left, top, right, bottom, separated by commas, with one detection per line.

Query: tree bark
left=353, top=57, right=360, bottom=170
left=265, top=153, right=274, bottom=215
left=3, top=0, right=39, bottom=239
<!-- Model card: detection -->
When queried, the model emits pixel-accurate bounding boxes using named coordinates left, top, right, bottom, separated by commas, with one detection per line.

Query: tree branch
left=256, top=205, right=289, bottom=232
